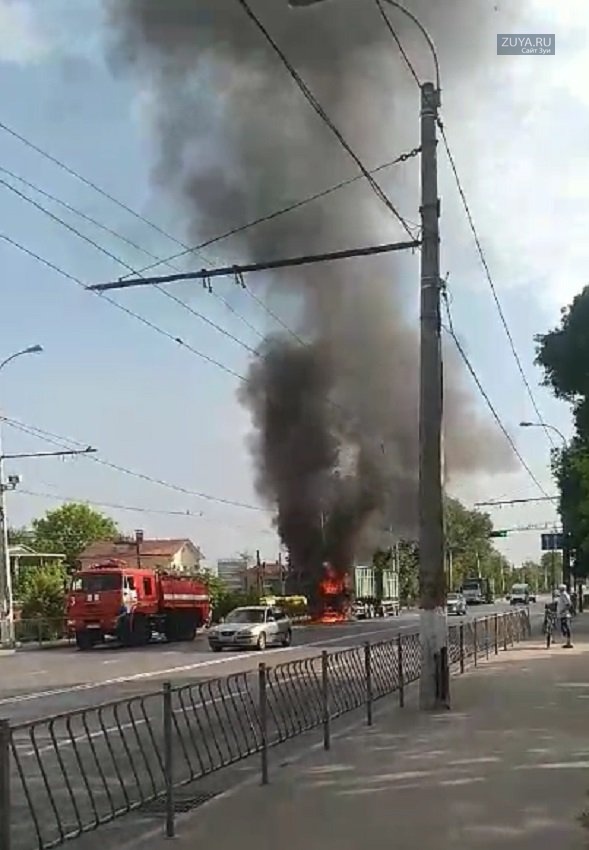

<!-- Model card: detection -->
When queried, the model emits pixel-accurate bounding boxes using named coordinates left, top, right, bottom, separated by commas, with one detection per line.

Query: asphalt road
left=2, top=602, right=528, bottom=850
left=0, top=603, right=514, bottom=723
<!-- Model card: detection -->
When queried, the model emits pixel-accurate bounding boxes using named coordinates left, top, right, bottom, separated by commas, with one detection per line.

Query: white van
left=510, top=583, right=531, bottom=605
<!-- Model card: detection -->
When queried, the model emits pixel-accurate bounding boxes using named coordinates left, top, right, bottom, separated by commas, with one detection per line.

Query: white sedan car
left=447, top=592, right=467, bottom=616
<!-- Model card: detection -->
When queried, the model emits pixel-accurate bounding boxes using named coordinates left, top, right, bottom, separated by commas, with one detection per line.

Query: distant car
left=446, top=592, right=467, bottom=616
left=379, top=600, right=399, bottom=617
left=352, top=601, right=375, bottom=619
left=208, top=606, right=292, bottom=652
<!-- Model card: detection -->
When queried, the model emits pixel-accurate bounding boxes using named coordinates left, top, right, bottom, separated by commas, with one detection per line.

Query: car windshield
left=462, top=581, right=480, bottom=590
left=512, top=585, right=527, bottom=594
left=447, top=594, right=460, bottom=601
left=71, top=573, right=122, bottom=593
left=225, top=608, right=265, bottom=624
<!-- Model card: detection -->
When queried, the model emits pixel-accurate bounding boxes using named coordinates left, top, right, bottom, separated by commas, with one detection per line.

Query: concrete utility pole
left=418, top=81, right=448, bottom=710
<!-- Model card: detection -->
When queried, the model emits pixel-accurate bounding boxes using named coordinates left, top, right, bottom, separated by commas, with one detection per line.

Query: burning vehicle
left=314, top=562, right=352, bottom=623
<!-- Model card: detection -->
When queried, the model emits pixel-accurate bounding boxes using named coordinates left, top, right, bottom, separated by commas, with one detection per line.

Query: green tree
left=535, top=288, right=589, bottom=574
left=18, top=562, right=67, bottom=637
left=32, top=503, right=119, bottom=570
left=397, top=540, right=419, bottom=606
left=445, top=497, right=498, bottom=590
left=540, top=551, right=563, bottom=588
left=535, top=286, right=589, bottom=431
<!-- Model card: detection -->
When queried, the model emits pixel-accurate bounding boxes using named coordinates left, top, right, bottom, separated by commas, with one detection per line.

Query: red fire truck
left=66, top=559, right=210, bottom=650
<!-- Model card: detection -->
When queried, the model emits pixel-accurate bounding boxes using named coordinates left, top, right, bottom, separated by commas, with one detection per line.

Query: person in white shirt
left=556, top=584, right=573, bottom=648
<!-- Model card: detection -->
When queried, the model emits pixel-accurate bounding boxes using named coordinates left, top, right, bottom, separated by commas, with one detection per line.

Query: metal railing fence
left=1, top=608, right=530, bottom=850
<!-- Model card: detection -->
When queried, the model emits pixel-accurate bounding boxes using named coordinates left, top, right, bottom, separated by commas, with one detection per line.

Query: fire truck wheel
left=75, top=631, right=96, bottom=651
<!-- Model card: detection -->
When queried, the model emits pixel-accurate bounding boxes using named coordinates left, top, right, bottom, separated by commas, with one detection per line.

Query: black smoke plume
left=105, top=0, right=520, bottom=590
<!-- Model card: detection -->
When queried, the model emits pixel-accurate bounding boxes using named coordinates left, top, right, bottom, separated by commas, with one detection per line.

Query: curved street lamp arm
left=380, top=0, right=441, bottom=90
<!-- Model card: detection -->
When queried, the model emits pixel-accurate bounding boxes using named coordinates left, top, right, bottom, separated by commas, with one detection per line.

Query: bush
left=212, top=589, right=260, bottom=622
left=18, top=563, right=67, bottom=629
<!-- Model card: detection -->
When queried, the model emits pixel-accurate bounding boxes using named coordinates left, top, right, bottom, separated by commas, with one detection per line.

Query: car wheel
left=257, top=632, right=267, bottom=651
left=282, top=629, right=292, bottom=647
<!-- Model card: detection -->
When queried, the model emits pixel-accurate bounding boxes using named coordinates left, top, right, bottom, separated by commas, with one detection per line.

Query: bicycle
left=543, top=604, right=558, bottom=648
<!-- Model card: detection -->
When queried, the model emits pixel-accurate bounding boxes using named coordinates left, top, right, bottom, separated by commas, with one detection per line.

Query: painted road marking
left=0, top=620, right=415, bottom=707
left=12, top=658, right=358, bottom=757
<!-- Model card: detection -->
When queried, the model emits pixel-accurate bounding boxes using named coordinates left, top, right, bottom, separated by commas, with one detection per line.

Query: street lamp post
left=0, top=345, right=43, bottom=648
left=519, top=421, right=571, bottom=592
left=288, top=0, right=447, bottom=709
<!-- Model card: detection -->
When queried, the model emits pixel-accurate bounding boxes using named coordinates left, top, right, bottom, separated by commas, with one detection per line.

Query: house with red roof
left=76, top=537, right=203, bottom=574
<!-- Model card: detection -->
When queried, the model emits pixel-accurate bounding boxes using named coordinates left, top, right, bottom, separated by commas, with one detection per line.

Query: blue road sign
left=541, top=532, right=564, bottom=551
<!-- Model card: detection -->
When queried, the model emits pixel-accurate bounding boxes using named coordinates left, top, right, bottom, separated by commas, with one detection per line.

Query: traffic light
left=489, top=530, right=508, bottom=538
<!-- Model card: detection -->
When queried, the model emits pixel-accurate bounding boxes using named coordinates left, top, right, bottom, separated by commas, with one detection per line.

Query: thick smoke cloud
left=105, top=0, right=520, bottom=586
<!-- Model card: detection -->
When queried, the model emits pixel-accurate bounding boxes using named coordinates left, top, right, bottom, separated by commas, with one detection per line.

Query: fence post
left=459, top=623, right=465, bottom=674
left=364, top=642, right=373, bottom=727
left=258, top=663, right=269, bottom=784
left=503, top=614, right=508, bottom=651
left=473, top=619, right=478, bottom=666
left=485, top=618, right=490, bottom=660
left=37, top=619, right=43, bottom=648
left=321, top=651, right=330, bottom=750
left=398, top=635, right=405, bottom=707
left=162, top=682, right=175, bottom=839
left=494, top=614, right=499, bottom=655
left=0, top=719, right=10, bottom=850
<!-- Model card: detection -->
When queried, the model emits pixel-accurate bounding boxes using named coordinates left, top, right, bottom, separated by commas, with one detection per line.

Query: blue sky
left=0, top=0, right=583, bottom=567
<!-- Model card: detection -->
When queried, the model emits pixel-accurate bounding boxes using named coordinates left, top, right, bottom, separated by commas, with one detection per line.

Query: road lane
left=5, top=607, right=531, bottom=850
left=0, top=615, right=419, bottom=719
left=0, top=602, right=521, bottom=723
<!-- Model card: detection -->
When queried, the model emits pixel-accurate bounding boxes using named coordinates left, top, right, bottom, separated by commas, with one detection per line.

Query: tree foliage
left=32, top=503, right=119, bottom=570
left=535, top=289, right=589, bottom=575
left=368, top=498, right=509, bottom=604
left=18, top=562, right=67, bottom=626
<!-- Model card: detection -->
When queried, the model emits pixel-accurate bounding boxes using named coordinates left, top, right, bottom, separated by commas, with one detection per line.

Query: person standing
left=556, top=583, right=573, bottom=648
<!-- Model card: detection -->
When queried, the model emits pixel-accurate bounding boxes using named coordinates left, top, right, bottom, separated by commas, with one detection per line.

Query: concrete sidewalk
left=125, top=614, right=589, bottom=850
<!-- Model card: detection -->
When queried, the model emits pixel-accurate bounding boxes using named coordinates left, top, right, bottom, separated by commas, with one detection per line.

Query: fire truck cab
left=66, top=559, right=210, bottom=650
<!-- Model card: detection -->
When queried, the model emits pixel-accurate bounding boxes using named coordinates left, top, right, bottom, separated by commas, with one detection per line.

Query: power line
left=374, top=0, right=421, bottom=86
left=12, top=488, right=275, bottom=536
left=15, top=489, right=206, bottom=518
left=0, top=176, right=259, bottom=357
left=0, top=163, right=267, bottom=344
left=1, top=415, right=270, bottom=513
left=436, top=118, right=556, bottom=450
left=235, top=0, right=417, bottom=241
left=0, top=232, right=247, bottom=382
left=442, top=293, right=551, bottom=497
left=125, top=145, right=421, bottom=280
left=0, top=120, right=342, bottom=352
left=0, top=125, right=313, bottom=359
left=372, top=3, right=556, bottom=454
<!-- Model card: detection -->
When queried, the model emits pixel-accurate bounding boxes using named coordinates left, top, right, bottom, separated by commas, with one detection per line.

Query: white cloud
left=0, top=0, right=52, bottom=65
